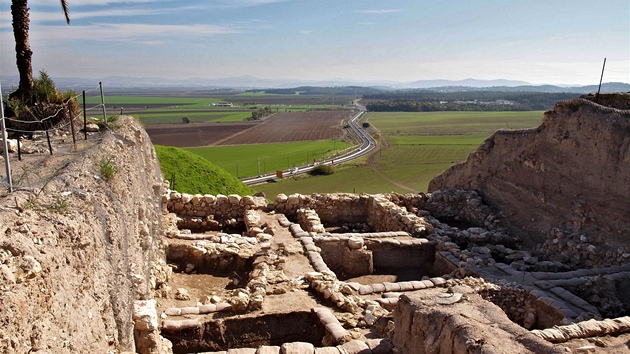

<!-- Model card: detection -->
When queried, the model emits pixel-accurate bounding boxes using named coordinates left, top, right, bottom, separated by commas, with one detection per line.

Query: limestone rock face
left=0, top=116, right=170, bottom=353
left=429, top=96, right=630, bottom=264
left=393, top=294, right=564, bottom=354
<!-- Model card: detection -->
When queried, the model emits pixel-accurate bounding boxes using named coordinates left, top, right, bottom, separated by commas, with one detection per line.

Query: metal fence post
left=99, top=82, right=107, bottom=127
left=83, top=90, right=87, bottom=140
left=0, top=81, right=13, bottom=192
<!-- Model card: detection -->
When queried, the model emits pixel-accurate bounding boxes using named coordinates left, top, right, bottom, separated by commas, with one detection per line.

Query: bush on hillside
left=309, top=164, right=335, bottom=176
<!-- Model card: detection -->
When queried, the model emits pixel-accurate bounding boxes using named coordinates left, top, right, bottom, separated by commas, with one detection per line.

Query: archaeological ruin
left=1, top=93, right=630, bottom=353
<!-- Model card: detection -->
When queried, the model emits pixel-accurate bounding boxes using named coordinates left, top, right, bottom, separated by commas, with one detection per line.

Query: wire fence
left=1, top=81, right=111, bottom=193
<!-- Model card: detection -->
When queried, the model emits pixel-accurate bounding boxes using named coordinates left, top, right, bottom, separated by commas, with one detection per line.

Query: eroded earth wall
left=429, top=95, right=630, bottom=266
left=0, top=116, right=169, bottom=353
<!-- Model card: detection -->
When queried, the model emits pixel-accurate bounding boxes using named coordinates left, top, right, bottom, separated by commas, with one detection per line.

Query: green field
left=84, top=94, right=352, bottom=124
left=186, top=140, right=353, bottom=178
left=137, top=110, right=253, bottom=123
left=254, top=111, right=544, bottom=195
left=366, top=111, right=542, bottom=135
left=84, top=95, right=223, bottom=107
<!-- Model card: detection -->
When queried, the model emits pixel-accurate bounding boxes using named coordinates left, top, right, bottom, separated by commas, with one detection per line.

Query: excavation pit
left=436, top=216, right=480, bottom=231
left=176, top=216, right=247, bottom=234
left=323, top=222, right=373, bottom=234
left=567, top=274, right=630, bottom=318
left=166, top=241, right=253, bottom=282
left=314, top=236, right=438, bottom=282
left=162, top=311, right=326, bottom=353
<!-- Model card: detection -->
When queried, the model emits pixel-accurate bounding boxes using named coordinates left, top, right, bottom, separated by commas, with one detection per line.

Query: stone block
left=337, top=340, right=370, bottom=354
left=383, top=282, right=401, bottom=292
left=281, top=341, right=315, bottom=354
left=256, top=346, right=281, bottom=354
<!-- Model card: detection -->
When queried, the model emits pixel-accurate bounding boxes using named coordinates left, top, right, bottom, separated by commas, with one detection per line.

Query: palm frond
left=60, top=0, right=70, bottom=24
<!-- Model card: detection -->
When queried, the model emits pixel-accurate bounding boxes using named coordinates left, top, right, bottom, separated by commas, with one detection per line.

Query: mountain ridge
left=1, top=75, right=628, bottom=93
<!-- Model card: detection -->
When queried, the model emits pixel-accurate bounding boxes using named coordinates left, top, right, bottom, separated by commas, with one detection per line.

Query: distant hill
left=1, top=74, right=628, bottom=93
left=400, top=78, right=531, bottom=88
left=422, top=82, right=630, bottom=94
left=154, top=145, right=254, bottom=196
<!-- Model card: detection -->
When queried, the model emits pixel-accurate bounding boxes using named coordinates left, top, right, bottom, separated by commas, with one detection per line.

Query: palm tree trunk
left=10, top=0, right=33, bottom=102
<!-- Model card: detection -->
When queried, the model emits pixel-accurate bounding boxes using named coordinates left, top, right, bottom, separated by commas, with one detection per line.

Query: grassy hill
left=155, top=145, right=255, bottom=196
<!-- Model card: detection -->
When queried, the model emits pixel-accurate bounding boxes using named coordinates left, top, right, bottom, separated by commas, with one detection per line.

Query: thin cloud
left=28, top=23, right=242, bottom=44
left=191, top=0, right=291, bottom=10
left=38, top=0, right=161, bottom=5
left=358, top=9, right=402, bottom=14
left=28, top=8, right=169, bottom=22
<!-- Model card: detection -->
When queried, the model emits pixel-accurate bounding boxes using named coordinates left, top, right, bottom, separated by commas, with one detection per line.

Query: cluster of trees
left=251, top=106, right=273, bottom=120
left=364, top=91, right=579, bottom=111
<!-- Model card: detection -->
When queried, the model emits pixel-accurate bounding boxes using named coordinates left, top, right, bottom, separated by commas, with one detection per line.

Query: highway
left=241, top=109, right=377, bottom=186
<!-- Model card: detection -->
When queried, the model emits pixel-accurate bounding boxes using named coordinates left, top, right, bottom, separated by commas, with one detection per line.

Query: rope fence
left=1, top=81, right=111, bottom=193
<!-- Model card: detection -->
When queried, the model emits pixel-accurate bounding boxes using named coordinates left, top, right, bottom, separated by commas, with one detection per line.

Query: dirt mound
left=429, top=93, right=630, bottom=264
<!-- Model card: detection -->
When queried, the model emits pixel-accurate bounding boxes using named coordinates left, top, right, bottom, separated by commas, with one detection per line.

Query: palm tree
left=10, top=0, right=70, bottom=103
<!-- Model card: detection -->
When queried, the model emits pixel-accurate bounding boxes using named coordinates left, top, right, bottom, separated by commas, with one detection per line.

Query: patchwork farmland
left=145, top=111, right=353, bottom=148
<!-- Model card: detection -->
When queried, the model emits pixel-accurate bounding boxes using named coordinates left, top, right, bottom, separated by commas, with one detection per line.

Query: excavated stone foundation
left=162, top=311, right=325, bottom=353
left=315, top=235, right=437, bottom=281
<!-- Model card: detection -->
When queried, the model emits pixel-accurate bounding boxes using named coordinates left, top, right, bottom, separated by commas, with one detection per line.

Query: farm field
left=187, top=140, right=352, bottom=178
left=84, top=92, right=355, bottom=124
left=367, top=111, right=542, bottom=136
left=86, top=93, right=545, bottom=194
left=217, top=111, right=352, bottom=145
left=145, top=110, right=353, bottom=148
left=146, top=122, right=259, bottom=147
left=254, top=111, right=544, bottom=195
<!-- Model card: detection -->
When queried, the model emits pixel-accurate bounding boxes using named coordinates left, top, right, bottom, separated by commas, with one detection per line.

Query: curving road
left=241, top=109, right=377, bottom=185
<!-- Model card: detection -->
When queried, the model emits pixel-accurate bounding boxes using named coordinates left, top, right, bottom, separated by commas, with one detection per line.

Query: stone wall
left=314, top=236, right=437, bottom=280
left=389, top=189, right=501, bottom=231
left=164, top=192, right=267, bottom=232
left=274, top=193, right=371, bottom=224
left=273, top=193, right=434, bottom=237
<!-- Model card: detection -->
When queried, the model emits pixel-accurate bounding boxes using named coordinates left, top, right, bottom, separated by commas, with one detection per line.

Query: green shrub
left=99, top=158, right=117, bottom=182
left=7, top=70, right=79, bottom=130
left=309, top=164, right=335, bottom=176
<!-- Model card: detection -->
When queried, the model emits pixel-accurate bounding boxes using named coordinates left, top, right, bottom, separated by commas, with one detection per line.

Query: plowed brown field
left=217, top=111, right=351, bottom=145
left=145, top=121, right=258, bottom=147
left=145, top=111, right=352, bottom=147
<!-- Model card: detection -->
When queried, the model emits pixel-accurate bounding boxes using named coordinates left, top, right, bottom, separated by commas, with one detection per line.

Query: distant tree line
left=364, top=91, right=579, bottom=111
left=257, top=86, right=383, bottom=96
left=366, top=101, right=531, bottom=112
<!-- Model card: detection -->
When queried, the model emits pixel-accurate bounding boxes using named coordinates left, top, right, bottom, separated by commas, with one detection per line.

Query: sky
left=0, top=0, right=628, bottom=86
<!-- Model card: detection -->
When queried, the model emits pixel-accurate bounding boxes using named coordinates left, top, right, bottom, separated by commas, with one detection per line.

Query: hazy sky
left=1, top=0, right=628, bottom=86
